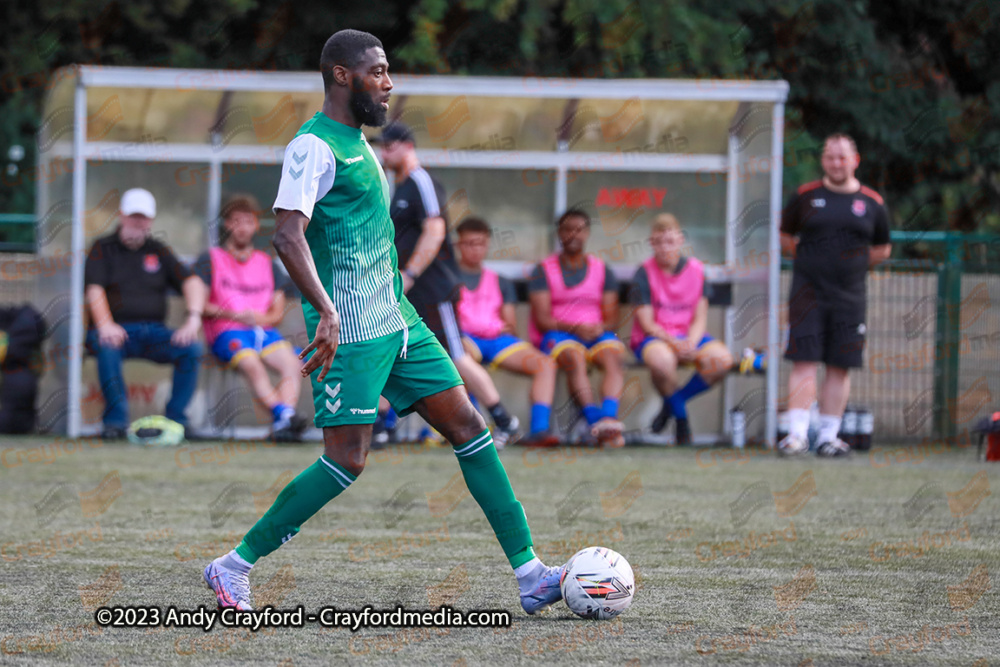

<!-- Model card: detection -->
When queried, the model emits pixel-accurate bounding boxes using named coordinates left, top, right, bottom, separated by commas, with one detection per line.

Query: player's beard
left=349, top=78, right=387, bottom=127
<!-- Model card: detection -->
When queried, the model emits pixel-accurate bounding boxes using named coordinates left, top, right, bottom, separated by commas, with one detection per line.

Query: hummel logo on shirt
left=344, top=155, right=364, bottom=164
left=811, top=199, right=826, bottom=207
left=350, top=407, right=378, bottom=415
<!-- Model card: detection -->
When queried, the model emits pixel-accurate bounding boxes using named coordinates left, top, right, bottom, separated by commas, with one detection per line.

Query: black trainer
left=100, top=426, right=127, bottom=441
left=675, top=417, right=692, bottom=446
left=651, top=402, right=674, bottom=433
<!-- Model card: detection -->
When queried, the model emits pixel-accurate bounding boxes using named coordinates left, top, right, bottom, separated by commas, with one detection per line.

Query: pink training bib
left=630, top=256, right=704, bottom=349
left=529, top=253, right=606, bottom=347
left=202, top=247, right=275, bottom=345
left=457, top=268, right=507, bottom=338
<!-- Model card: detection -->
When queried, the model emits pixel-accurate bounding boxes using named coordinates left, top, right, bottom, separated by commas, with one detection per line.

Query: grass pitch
left=1, top=435, right=998, bottom=665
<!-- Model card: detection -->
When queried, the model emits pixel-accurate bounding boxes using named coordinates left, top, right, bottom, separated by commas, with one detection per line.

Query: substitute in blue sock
left=668, top=373, right=710, bottom=419
left=601, top=397, right=619, bottom=420
left=582, top=404, right=602, bottom=426
left=530, top=403, right=551, bottom=434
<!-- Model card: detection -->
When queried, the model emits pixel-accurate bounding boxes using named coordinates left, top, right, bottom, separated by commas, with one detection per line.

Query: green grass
left=1, top=436, right=998, bottom=665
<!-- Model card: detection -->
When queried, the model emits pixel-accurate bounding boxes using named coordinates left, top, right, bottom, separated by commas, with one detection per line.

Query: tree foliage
left=1, top=0, right=996, bottom=235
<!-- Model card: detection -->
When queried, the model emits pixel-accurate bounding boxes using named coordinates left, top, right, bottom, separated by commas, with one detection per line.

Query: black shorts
left=784, top=284, right=867, bottom=368
left=408, top=295, right=465, bottom=361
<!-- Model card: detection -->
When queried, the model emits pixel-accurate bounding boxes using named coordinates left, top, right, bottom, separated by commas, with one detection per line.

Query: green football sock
left=235, top=455, right=356, bottom=563
left=453, top=429, right=536, bottom=569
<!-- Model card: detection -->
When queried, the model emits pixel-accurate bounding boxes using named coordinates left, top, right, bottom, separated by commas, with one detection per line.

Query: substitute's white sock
left=818, top=414, right=843, bottom=444
left=787, top=408, right=810, bottom=440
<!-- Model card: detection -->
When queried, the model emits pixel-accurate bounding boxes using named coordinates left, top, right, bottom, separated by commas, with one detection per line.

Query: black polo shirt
left=84, top=229, right=192, bottom=324
left=781, top=180, right=890, bottom=305
left=390, top=167, right=461, bottom=305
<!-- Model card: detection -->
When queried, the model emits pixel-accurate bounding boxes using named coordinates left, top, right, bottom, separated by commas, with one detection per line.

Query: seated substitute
left=84, top=188, right=206, bottom=439
left=630, top=213, right=733, bottom=445
left=528, top=209, right=626, bottom=448
left=195, top=194, right=307, bottom=441
left=455, top=217, right=560, bottom=447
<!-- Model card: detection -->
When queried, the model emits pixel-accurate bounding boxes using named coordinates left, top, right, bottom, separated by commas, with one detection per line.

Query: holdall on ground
left=983, top=412, right=1000, bottom=462
left=840, top=405, right=858, bottom=448
left=0, top=368, right=39, bottom=433
left=0, top=305, right=46, bottom=370
left=855, top=407, right=874, bottom=451
left=0, top=304, right=47, bottom=434
left=128, top=415, right=186, bottom=446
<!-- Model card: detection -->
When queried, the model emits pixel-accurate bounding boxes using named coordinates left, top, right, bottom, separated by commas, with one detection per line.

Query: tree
left=2, top=0, right=996, bottom=242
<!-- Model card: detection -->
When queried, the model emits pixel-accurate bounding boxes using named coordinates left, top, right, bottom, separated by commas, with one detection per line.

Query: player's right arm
left=84, top=242, right=127, bottom=348
left=273, top=210, right=339, bottom=380
left=271, top=133, right=339, bottom=380
left=528, top=265, right=579, bottom=336
left=630, top=267, right=675, bottom=345
left=779, top=192, right=802, bottom=258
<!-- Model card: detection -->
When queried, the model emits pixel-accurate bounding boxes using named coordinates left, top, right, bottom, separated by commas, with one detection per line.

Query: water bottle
left=807, top=401, right=821, bottom=450
left=840, top=406, right=858, bottom=448
left=856, top=408, right=874, bottom=451
left=731, top=408, right=746, bottom=449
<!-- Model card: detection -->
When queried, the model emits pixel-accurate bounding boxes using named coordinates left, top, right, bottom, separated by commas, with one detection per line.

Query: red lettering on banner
left=595, top=187, right=668, bottom=209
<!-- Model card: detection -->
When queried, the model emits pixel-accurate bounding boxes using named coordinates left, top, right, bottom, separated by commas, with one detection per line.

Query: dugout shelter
left=35, top=65, right=788, bottom=444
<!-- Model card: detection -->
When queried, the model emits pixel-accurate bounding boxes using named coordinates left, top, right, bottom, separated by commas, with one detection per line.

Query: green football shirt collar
left=311, top=112, right=365, bottom=140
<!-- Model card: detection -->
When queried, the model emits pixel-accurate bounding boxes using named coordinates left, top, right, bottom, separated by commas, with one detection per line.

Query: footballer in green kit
left=203, top=29, right=565, bottom=615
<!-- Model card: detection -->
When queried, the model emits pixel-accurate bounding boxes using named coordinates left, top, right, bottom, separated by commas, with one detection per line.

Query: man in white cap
left=84, top=187, right=206, bottom=439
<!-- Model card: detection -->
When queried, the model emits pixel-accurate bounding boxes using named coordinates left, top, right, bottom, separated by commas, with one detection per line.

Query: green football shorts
left=309, top=319, right=464, bottom=428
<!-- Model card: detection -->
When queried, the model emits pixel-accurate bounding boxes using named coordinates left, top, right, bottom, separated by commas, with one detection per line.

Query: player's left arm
left=601, top=290, right=621, bottom=334
left=401, top=171, right=446, bottom=291
left=499, top=276, right=518, bottom=334
left=163, top=246, right=204, bottom=345
left=685, top=296, right=709, bottom=346
left=403, top=216, right=446, bottom=290
left=868, top=195, right=892, bottom=267
left=255, top=290, right=287, bottom=328
left=600, top=265, right=621, bottom=332
left=500, top=303, right=517, bottom=335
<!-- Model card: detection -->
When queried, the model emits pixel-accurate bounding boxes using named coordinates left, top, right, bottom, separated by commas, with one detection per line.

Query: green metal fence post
left=932, top=233, right=963, bottom=440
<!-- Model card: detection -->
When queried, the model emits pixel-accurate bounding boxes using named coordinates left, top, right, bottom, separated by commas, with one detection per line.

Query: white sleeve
left=272, top=134, right=337, bottom=219
left=411, top=168, right=441, bottom=218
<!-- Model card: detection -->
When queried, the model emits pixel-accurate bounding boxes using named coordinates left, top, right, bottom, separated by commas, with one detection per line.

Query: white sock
left=787, top=408, right=810, bottom=440
left=515, top=558, right=543, bottom=591
left=221, top=550, right=253, bottom=575
left=818, top=414, right=842, bottom=444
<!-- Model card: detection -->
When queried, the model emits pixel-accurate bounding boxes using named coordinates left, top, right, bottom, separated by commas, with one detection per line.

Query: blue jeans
left=85, top=322, right=202, bottom=429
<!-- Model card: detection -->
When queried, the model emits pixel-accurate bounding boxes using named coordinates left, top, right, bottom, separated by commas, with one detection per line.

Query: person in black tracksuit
left=373, top=122, right=521, bottom=447
left=777, top=133, right=891, bottom=457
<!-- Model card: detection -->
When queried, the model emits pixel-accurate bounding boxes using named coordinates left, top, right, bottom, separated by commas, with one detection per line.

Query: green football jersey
left=274, top=113, right=418, bottom=343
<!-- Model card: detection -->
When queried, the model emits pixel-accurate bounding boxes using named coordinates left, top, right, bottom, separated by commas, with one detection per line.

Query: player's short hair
left=456, top=217, right=492, bottom=236
left=557, top=208, right=591, bottom=228
left=651, top=213, right=681, bottom=234
left=320, top=30, right=384, bottom=91
left=221, top=194, right=262, bottom=221
left=823, top=133, right=858, bottom=154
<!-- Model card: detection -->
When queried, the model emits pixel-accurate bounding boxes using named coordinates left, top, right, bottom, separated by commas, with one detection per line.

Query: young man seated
left=455, top=217, right=560, bottom=447
left=528, top=209, right=626, bottom=448
left=195, top=194, right=307, bottom=441
left=630, top=213, right=733, bottom=445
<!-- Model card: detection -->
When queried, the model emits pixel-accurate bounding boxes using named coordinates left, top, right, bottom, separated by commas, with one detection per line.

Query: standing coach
left=776, top=133, right=891, bottom=457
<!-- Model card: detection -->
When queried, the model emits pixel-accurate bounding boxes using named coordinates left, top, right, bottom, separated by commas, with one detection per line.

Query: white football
left=560, top=546, right=634, bottom=620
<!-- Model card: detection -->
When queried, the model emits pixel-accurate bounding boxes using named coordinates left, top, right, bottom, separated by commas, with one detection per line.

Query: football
left=560, top=546, right=635, bottom=620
